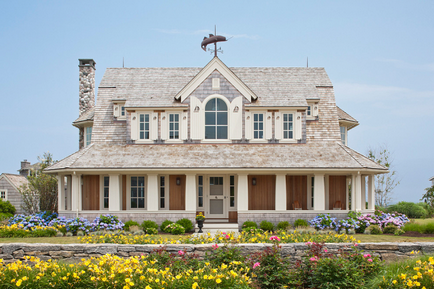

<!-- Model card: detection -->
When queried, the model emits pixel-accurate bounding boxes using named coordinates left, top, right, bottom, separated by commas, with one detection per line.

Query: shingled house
left=45, top=57, right=386, bottom=227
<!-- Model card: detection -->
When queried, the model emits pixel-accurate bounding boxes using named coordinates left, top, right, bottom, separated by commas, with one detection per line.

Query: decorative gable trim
left=175, top=57, right=258, bottom=102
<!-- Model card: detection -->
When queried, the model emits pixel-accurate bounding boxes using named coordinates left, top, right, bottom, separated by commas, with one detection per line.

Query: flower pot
left=196, top=219, right=204, bottom=233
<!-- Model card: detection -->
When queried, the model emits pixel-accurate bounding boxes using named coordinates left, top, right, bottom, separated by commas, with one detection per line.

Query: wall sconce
left=153, top=116, right=157, bottom=120
left=176, top=177, right=181, bottom=186
left=194, top=106, right=200, bottom=112
left=297, top=116, right=301, bottom=120
left=132, top=116, right=136, bottom=120
left=314, top=106, right=318, bottom=110
left=252, top=177, right=257, bottom=186
left=162, top=116, right=166, bottom=120
left=114, top=106, right=118, bottom=110
left=233, top=106, right=239, bottom=112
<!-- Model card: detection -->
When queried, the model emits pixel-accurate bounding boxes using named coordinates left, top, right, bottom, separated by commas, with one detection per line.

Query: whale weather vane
left=201, top=26, right=229, bottom=57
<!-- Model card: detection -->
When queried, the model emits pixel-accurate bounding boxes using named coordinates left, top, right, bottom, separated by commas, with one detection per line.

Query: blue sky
left=0, top=1, right=433, bottom=203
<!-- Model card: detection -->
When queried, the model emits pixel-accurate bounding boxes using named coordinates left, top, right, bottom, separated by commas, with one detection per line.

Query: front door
left=208, top=176, right=226, bottom=218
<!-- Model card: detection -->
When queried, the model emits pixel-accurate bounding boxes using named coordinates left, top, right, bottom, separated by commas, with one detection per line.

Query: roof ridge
left=337, top=141, right=365, bottom=169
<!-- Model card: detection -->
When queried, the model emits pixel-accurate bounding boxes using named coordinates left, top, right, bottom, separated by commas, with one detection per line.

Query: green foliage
left=0, top=213, right=13, bottom=221
left=368, top=225, right=383, bottom=235
left=383, top=224, right=397, bottom=234
left=387, top=201, right=428, bottom=219
left=241, top=227, right=263, bottom=233
left=394, top=228, right=405, bottom=236
left=141, top=220, right=158, bottom=231
left=145, top=227, right=158, bottom=235
left=242, top=220, right=257, bottom=229
left=19, top=152, right=58, bottom=213
left=423, top=223, right=434, bottom=234
left=206, top=245, right=245, bottom=268
left=402, top=222, right=434, bottom=234
left=0, top=199, right=16, bottom=215
left=123, top=220, right=140, bottom=231
left=160, top=220, right=174, bottom=233
left=176, top=218, right=193, bottom=232
left=259, top=220, right=274, bottom=232
left=277, top=221, right=291, bottom=230
left=421, top=185, right=434, bottom=215
left=166, top=223, right=185, bottom=235
left=294, top=219, right=309, bottom=227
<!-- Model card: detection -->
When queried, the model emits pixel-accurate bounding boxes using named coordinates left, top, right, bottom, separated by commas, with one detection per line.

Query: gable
left=175, top=57, right=257, bottom=103
left=0, top=174, right=28, bottom=191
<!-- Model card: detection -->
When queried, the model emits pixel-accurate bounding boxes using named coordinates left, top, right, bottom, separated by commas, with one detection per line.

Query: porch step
left=194, top=222, right=239, bottom=234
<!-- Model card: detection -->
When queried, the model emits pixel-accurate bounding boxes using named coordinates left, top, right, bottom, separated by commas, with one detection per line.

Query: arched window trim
left=202, top=94, right=231, bottom=142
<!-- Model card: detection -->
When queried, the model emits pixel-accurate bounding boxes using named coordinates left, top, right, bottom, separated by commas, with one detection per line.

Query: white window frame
left=0, top=189, right=7, bottom=201
left=252, top=112, right=265, bottom=141
left=99, top=176, right=109, bottom=210
left=127, top=176, right=146, bottom=210
left=340, top=126, right=347, bottom=146
left=201, top=95, right=231, bottom=143
left=280, top=111, right=296, bottom=143
left=158, top=175, right=169, bottom=210
left=229, top=175, right=237, bottom=209
left=138, top=113, right=151, bottom=142
left=85, top=126, right=92, bottom=147
left=197, top=175, right=204, bottom=209
left=113, top=101, right=126, bottom=120
left=165, top=112, right=183, bottom=143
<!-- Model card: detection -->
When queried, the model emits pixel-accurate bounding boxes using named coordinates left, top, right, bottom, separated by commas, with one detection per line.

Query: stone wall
left=79, top=60, right=96, bottom=116
left=1, top=242, right=432, bottom=264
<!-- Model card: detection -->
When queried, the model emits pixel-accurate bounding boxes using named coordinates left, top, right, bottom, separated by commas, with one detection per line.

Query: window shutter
left=151, top=112, right=158, bottom=140
left=313, top=103, right=319, bottom=117
left=190, top=96, right=203, bottom=140
left=113, top=104, right=120, bottom=117
left=275, top=111, right=282, bottom=140
left=181, top=111, right=188, bottom=140
left=230, top=96, right=242, bottom=140
left=265, top=112, right=273, bottom=139
left=131, top=113, right=138, bottom=140
left=245, top=111, right=252, bottom=140
left=161, top=112, right=168, bottom=140
left=296, top=112, right=302, bottom=140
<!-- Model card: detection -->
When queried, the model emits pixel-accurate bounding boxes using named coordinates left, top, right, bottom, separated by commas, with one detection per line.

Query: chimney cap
left=78, top=59, right=96, bottom=69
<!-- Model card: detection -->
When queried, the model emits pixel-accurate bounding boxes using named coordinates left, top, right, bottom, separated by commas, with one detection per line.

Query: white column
left=78, top=174, right=82, bottom=211
left=324, top=175, right=329, bottom=210
left=354, top=174, right=362, bottom=211
left=237, top=174, right=248, bottom=211
left=275, top=174, right=287, bottom=211
left=351, top=175, right=356, bottom=211
left=57, top=175, right=65, bottom=211
left=109, top=174, right=121, bottom=212
left=66, top=176, right=72, bottom=211
left=368, top=175, right=375, bottom=210
left=147, top=174, right=159, bottom=211
left=346, top=177, right=350, bottom=210
left=185, top=174, right=197, bottom=211
left=361, top=175, right=366, bottom=210
left=313, top=174, right=325, bottom=210
left=71, top=174, right=79, bottom=212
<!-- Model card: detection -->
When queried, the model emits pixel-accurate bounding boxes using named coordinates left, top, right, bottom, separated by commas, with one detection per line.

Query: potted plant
left=195, top=212, right=206, bottom=233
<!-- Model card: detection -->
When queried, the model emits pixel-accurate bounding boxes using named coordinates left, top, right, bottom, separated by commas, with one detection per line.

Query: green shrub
left=160, top=220, right=174, bottom=233
left=387, top=201, right=428, bottom=219
left=124, top=220, right=140, bottom=231
left=0, top=199, right=16, bottom=215
left=394, top=229, right=405, bottom=236
left=206, top=245, right=246, bottom=268
left=260, top=220, right=274, bottom=232
left=141, top=220, right=158, bottom=231
left=423, top=223, right=434, bottom=234
left=383, top=224, right=397, bottom=234
left=166, top=223, right=185, bottom=235
left=176, top=218, right=193, bottom=232
left=368, top=225, right=383, bottom=235
left=242, top=220, right=257, bottom=229
left=242, top=227, right=262, bottom=233
left=145, top=227, right=158, bottom=235
left=277, top=221, right=291, bottom=230
left=402, top=222, right=423, bottom=233
left=31, top=228, right=57, bottom=237
left=294, top=219, right=309, bottom=227
left=0, top=213, right=13, bottom=222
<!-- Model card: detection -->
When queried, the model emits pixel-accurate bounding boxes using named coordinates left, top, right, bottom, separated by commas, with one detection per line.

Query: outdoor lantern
left=176, top=177, right=181, bottom=186
left=252, top=177, right=257, bottom=186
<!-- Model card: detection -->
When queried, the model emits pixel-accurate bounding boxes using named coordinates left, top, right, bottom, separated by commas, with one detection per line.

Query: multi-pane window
left=283, top=113, right=294, bottom=139
left=159, top=176, right=166, bottom=209
left=253, top=113, right=264, bottom=139
left=0, top=190, right=6, bottom=200
left=307, top=106, right=311, bottom=116
left=121, top=106, right=125, bottom=117
left=311, top=176, right=315, bottom=208
left=85, top=127, right=92, bottom=146
left=131, top=176, right=145, bottom=209
left=169, top=114, right=180, bottom=139
left=340, top=126, right=346, bottom=145
left=139, top=114, right=150, bottom=140
left=230, top=176, right=235, bottom=207
left=205, top=98, right=228, bottom=139
left=198, top=176, right=203, bottom=208
left=103, top=176, right=109, bottom=209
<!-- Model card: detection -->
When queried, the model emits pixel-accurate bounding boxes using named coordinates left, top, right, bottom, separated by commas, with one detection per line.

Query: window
left=282, top=113, right=294, bottom=139
left=340, top=126, right=347, bottom=145
left=85, top=127, right=92, bottom=146
left=307, top=106, right=311, bottom=116
left=198, top=176, right=203, bottom=208
left=131, top=176, right=145, bottom=209
left=139, top=114, right=150, bottom=140
left=311, top=176, right=315, bottom=208
left=253, top=113, right=264, bottom=139
left=121, top=106, right=125, bottom=117
left=205, top=98, right=228, bottom=139
left=103, top=176, right=109, bottom=209
left=169, top=114, right=179, bottom=140
left=159, top=176, right=166, bottom=209
left=0, top=190, right=6, bottom=200
left=230, top=176, right=235, bottom=207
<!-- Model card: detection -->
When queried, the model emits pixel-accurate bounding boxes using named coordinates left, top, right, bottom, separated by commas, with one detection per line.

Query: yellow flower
left=16, top=279, right=22, bottom=287
left=216, top=278, right=222, bottom=284
left=392, top=280, right=397, bottom=284
left=192, top=282, right=198, bottom=289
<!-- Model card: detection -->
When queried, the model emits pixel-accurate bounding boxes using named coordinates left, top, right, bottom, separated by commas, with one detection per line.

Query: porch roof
left=46, top=142, right=386, bottom=172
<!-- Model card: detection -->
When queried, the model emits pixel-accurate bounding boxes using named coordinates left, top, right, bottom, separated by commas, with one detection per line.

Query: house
left=0, top=161, right=31, bottom=214
left=45, top=57, right=387, bottom=227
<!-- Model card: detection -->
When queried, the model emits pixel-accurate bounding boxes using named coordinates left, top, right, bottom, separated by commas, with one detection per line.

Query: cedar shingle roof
left=0, top=174, right=28, bottom=190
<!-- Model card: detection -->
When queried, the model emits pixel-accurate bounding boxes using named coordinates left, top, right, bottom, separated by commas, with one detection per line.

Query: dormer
left=112, top=99, right=126, bottom=120
left=337, top=106, right=358, bottom=146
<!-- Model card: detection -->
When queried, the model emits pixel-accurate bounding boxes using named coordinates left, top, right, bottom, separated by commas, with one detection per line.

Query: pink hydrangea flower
left=178, top=250, right=185, bottom=256
left=253, top=262, right=260, bottom=269
left=368, top=259, right=373, bottom=262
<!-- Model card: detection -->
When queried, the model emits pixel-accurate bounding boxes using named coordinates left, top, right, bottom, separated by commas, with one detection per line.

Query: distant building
left=430, top=176, right=434, bottom=186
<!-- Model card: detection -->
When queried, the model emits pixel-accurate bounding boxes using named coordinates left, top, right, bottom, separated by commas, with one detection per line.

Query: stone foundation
left=0, top=242, right=431, bottom=264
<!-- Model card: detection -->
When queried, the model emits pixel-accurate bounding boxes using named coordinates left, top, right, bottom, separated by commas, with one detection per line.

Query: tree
left=421, top=184, right=434, bottom=215
left=19, top=152, right=58, bottom=214
left=367, top=145, right=400, bottom=207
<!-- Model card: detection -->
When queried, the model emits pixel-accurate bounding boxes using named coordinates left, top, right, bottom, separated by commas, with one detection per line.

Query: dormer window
left=113, top=101, right=126, bottom=120
left=139, top=114, right=150, bottom=140
left=85, top=126, right=92, bottom=146
left=282, top=113, right=294, bottom=139
left=205, top=98, right=228, bottom=139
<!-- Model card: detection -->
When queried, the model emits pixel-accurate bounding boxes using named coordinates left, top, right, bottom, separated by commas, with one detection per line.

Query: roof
left=337, top=106, right=359, bottom=130
left=73, top=107, right=95, bottom=125
left=0, top=173, right=28, bottom=190
left=100, top=65, right=332, bottom=108
left=430, top=176, right=434, bottom=181
left=45, top=142, right=386, bottom=172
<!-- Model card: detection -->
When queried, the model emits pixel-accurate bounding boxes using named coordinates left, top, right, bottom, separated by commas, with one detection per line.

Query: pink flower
left=305, top=242, right=312, bottom=245
left=212, top=244, right=219, bottom=250
left=363, top=254, right=371, bottom=258
left=253, top=262, right=260, bottom=269
left=225, top=235, right=230, bottom=239
left=178, top=250, right=185, bottom=256
left=367, top=259, right=373, bottom=262
left=222, top=232, right=226, bottom=235
left=324, top=249, right=328, bottom=253
left=354, top=243, right=358, bottom=246
left=309, top=257, right=317, bottom=262
left=269, top=236, right=281, bottom=241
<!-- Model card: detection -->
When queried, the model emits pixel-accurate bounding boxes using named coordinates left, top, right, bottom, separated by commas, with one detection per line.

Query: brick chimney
left=78, top=59, right=96, bottom=116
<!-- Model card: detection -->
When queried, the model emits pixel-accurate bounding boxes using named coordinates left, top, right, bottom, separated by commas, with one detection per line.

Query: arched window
left=205, top=98, right=228, bottom=139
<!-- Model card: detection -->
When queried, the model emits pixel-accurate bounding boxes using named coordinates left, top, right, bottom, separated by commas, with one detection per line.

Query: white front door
left=208, top=176, right=226, bottom=218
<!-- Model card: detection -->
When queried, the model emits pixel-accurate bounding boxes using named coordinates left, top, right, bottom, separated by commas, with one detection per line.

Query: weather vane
left=201, top=26, right=228, bottom=57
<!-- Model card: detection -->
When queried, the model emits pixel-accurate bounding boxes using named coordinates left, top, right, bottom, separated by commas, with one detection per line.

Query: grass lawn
left=354, top=234, right=434, bottom=243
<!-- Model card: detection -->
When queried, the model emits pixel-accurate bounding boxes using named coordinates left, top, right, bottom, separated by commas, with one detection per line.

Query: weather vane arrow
left=201, top=26, right=228, bottom=57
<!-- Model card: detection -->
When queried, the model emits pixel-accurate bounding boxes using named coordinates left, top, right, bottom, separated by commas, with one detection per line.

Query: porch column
left=147, top=174, right=159, bottom=211
left=351, top=175, right=355, bottom=211
left=66, top=175, right=72, bottom=211
left=185, top=174, right=196, bottom=211
left=57, top=175, right=65, bottom=211
left=237, top=174, right=248, bottom=211
left=109, top=174, right=121, bottom=212
left=313, top=174, right=325, bottom=210
left=346, top=177, right=350, bottom=210
left=71, top=174, right=80, bottom=212
left=354, top=173, right=362, bottom=211
left=361, top=175, right=366, bottom=210
left=368, top=175, right=375, bottom=210
left=78, top=174, right=82, bottom=211
left=275, top=174, right=286, bottom=211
